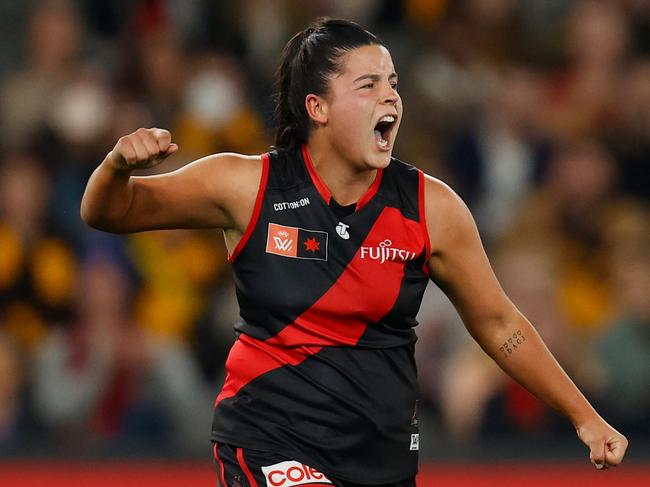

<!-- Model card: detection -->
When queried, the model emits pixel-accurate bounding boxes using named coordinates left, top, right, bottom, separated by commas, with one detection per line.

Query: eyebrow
left=353, top=73, right=398, bottom=83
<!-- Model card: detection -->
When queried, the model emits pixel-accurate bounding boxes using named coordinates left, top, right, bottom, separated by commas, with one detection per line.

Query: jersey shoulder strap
left=266, top=148, right=310, bottom=190
left=379, top=157, right=422, bottom=222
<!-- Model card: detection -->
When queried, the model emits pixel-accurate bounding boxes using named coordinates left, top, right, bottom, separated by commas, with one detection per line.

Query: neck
left=306, top=135, right=378, bottom=206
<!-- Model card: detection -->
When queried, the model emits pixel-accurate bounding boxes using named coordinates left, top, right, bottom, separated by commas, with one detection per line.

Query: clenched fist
left=108, top=128, right=179, bottom=170
left=576, top=417, right=628, bottom=469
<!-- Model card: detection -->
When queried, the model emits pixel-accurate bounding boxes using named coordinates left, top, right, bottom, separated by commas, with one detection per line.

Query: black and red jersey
left=212, top=145, right=431, bottom=484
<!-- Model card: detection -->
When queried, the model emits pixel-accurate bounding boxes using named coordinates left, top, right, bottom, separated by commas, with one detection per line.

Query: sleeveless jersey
left=212, top=145, right=431, bottom=484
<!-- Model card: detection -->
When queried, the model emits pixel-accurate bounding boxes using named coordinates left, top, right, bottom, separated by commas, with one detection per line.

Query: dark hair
left=273, top=18, right=383, bottom=150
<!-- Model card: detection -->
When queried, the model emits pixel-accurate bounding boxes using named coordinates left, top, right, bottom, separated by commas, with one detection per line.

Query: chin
left=365, top=150, right=392, bottom=169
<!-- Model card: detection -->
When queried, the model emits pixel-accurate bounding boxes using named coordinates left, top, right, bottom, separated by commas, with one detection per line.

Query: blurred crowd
left=0, top=0, right=648, bottom=457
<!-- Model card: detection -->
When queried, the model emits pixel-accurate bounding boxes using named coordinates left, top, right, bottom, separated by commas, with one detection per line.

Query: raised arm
left=80, top=128, right=262, bottom=234
left=423, top=175, right=628, bottom=470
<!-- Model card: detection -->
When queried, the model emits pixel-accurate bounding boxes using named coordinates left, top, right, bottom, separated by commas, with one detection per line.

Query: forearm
left=468, top=310, right=600, bottom=429
left=80, top=152, right=134, bottom=232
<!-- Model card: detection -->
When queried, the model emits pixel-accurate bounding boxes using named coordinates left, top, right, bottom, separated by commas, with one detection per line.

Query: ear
left=305, top=94, right=329, bottom=125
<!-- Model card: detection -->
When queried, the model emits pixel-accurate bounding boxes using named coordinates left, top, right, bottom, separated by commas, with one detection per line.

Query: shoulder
left=422, top=173, right=468, bottom=214
left=422, top=173, right=477, bottom=251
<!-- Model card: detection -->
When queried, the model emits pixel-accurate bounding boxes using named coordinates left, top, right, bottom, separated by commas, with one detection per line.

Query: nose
left=382, top=83, right=398, bottom=105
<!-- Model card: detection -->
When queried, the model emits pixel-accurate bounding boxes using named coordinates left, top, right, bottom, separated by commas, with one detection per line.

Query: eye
left=390, top=82, right=398, bottom=89
left=361, top=82, right=374, bottom=89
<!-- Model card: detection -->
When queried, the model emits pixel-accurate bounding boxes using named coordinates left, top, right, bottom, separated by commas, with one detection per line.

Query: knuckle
left=157, top=128, right=171, bottom=142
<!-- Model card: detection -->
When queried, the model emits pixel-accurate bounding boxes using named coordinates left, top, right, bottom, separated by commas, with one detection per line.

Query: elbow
left=79, top=199, right=102, bottom=230
left=79, top=200, right=94, bottom=227
left=465, top=306, right=522, bottom=341
left=80, top=200, right=122, bottom=233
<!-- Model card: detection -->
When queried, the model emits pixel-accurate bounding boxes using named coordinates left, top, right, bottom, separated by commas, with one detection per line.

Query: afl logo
left=335, top=222, right=350, bottom=240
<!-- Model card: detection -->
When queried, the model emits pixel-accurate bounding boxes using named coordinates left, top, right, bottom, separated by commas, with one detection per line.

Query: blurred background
left=0, top=0, right=648, bottom=485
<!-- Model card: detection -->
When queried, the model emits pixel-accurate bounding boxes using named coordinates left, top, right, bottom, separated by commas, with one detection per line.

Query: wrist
left=571, top=408, right=602, bottom=430
left=105, top=150, right=132, bottom=173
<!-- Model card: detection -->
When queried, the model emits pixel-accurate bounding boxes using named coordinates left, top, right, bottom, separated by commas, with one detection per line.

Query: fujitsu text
left=360, top=239, right=417, bottom=264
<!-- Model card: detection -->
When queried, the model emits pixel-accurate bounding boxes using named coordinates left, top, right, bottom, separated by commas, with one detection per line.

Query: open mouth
left=373, top=114, right=397, bottom=150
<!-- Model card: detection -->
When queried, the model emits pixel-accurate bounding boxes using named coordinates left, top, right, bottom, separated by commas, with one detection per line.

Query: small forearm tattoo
left=499, top=330, right=526, bottom=359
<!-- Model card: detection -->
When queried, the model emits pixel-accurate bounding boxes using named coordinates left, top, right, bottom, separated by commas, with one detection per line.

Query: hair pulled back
left=273, top=18, right=383, bottom=151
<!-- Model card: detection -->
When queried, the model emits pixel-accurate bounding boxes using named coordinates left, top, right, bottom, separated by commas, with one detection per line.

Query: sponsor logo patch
left=266, top=223, right=328, bottom=261
left=261, top=460, right=333, bottom=487
left=335, top=222, right=350, bottom=240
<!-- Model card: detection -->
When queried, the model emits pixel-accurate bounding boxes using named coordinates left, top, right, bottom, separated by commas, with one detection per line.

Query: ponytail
left=274, top=30, right=309, bottom=150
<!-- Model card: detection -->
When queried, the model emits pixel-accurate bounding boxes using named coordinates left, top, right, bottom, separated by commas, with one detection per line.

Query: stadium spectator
left=0, top=153, right=75, bottom=354
left=32, top=248, right=211, bottom=451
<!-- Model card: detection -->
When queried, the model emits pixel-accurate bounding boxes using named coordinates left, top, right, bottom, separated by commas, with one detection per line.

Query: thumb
left=161, top=143, right=179, bottom=158
left=605, top=436, right=626, bottom=467
left=590, top=440, right=606, bottom=470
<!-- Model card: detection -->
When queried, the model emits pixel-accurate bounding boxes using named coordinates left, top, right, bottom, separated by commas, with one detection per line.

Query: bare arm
left=80, top=128, right=261, bottom=234
left=424, top=175, right=628, bottom=469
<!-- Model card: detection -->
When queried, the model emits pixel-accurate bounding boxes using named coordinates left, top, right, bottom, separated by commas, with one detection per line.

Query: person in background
left=32, top=247, right=210, bottom=451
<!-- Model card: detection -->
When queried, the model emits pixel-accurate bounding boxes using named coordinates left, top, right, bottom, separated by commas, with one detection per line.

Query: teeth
left=374, top=115, right=395, bottom=149
left=374, top=129, right=388, bottom=147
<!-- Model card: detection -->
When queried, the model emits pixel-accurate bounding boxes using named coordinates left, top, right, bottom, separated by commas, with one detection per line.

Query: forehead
left=337, top=44, right=395, bottom=78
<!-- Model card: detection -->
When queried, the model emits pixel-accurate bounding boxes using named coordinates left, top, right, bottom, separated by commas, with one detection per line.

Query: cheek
left=330, top=103, right=367, bottom=138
